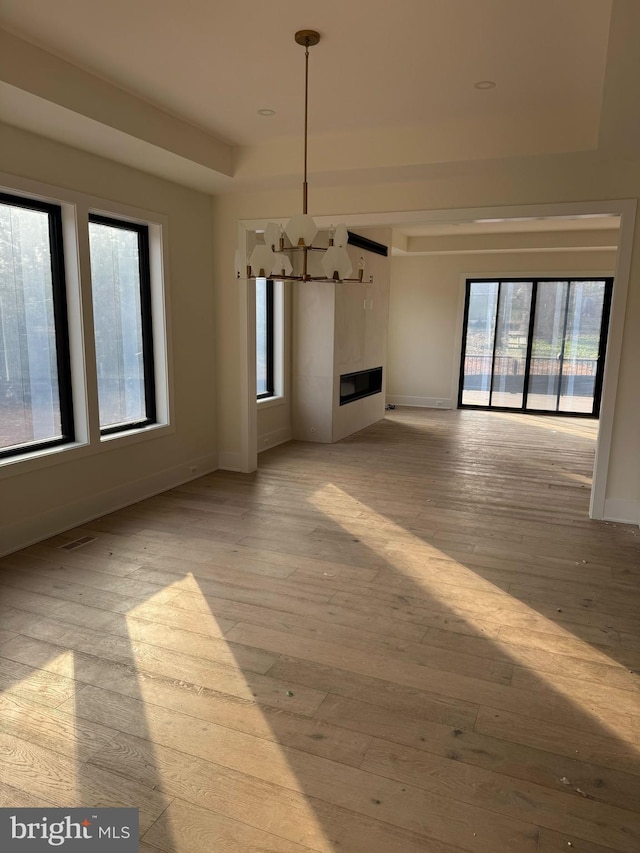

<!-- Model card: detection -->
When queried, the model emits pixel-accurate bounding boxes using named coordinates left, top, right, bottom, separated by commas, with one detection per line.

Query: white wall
left=387, top=249, right=618, bottom=409
left=291, top=280, right=336, bottom=443
left=257, top=398, right=292, bottom=452
left=1, top=124, right=217, bottom=555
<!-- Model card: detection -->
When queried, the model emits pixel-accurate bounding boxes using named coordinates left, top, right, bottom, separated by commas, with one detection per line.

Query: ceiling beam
left=0, top=29, right=234, bottom=180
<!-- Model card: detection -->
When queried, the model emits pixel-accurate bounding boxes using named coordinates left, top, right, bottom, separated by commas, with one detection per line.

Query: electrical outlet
left=436, top=400, right=443, bottom=407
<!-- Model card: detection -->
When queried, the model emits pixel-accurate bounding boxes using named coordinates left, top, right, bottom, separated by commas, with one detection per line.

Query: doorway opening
left=458, top=278, right=613, bottom=417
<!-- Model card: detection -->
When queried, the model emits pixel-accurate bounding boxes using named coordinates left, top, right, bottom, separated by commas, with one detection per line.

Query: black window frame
left=256, top=277, right=275, bottom=400
left=457, top=276, right=613, bottom=418
left=0, top=191, right=74, bottom=460
left=88, top=213, right=156, bottom=435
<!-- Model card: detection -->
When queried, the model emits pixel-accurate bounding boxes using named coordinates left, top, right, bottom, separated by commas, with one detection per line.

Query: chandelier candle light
left=236, top=30, right=371, bottom=284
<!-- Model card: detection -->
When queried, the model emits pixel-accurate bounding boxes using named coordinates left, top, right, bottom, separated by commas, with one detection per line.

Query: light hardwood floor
left=1, top=408, right=639, bottom=852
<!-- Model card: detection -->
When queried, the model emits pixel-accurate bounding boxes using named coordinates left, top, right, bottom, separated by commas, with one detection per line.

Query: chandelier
left=235, top=30, right=371, bottom=284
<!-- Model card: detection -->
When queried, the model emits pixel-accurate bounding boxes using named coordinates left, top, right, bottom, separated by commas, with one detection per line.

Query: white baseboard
left=602, top=498, right=640, bottom=527
left=386, top=395, right=453, bottom=410
left=258, top=426, right=292, bottom=453
left=1, top=453, right=218, bottom=557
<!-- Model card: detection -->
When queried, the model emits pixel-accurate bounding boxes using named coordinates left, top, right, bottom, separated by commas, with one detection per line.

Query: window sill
left=0, top=439, right=90, bottom=480
left=99, top=421, right=172, bottom=447
left=257, top=395, right=285, bottom=411
left=0, top=422, right=172, bottom=480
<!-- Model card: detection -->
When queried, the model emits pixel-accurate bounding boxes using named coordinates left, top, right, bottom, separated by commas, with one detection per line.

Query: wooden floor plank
left=0, top=731, right=171, bottom=832
left=510, top=667, right=640, bottom=720
left=142, top=796, right=471, bottom=853
left=0, top=617, right=326, bottom=717
left=360, top=739, right=639, bottom=852
left=129, top=565, right=333, bottom=608
left=0, top=690, right=118, bottom=762
left=162, top=586, right=514, bottom=685
left=1, top=409, right=638, bottom=853
left=0, top=606, right=276, bottom=676
left=89, top=731, right=540, bottom=852
left=230, top=622, right=640, bottom=743
left=62, top=682, right=373, bottom=769
left=0, top=554, right=184, bottom=603
left=0, top=627, right=17, bottom=645
left=537, top=827, right=630, bottom=853
left=506, top=646, right=638, bottom=692
left=0, top=779, right=58, bottom=809
left=315, top=693, right=640, bottom=812
left=5, top=545, right=145, bottom=578
left=0, top=654, right=79, bottom=708
left=142, top=797, right=320, bottom=853
left=269, top=655, right=480, bottom=729
left=475, top=707, right=640, bottom=776
left=497, top=625, right=640, bottom=670
left=166, top=585, right=428, bottom=642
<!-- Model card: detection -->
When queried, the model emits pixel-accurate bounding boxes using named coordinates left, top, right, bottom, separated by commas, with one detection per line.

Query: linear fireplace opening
left=339, top=366, right=383, bottom=406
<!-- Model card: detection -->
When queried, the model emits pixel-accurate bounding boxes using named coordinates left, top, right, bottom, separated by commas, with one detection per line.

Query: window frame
left=88, top=213, right=157, bottom=435
left=458, top=276, right=613, bottom=417
left=0, top=174, right=173, bottom=478
left=0, top=191, right=75, bottom=459
left=256, top=277, right=275, bottom=400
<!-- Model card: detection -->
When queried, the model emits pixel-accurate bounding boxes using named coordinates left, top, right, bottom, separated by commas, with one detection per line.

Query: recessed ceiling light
left=258, top=108, right=276, bottom=116
left=474, top=80, right=496, bottom=90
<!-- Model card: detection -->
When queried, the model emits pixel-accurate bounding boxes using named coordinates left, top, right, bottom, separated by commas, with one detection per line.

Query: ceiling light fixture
left=236, top=30, right=370, bottom=284
left=257, top=108, right=276, bottom=116
left=474, top=80, right=496, bottom=90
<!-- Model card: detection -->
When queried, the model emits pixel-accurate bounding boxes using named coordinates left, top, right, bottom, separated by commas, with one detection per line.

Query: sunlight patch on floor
left=124, top=574, right=331, bottom=851
left=310, top=483, right=640, bottom=751
left=0, top=650, right=80, bottom=800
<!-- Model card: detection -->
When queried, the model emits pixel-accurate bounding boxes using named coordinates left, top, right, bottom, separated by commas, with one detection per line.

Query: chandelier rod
left=303, top=38, right=310, bottom=215
left=295, top=30, right=320, bottom=216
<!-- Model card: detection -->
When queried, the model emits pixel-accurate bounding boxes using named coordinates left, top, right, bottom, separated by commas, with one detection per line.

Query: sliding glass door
left=459, top=278, right=612, bottom=416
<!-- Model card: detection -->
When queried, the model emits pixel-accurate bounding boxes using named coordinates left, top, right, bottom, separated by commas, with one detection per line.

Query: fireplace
left=339, top=367, right=383, bottom=406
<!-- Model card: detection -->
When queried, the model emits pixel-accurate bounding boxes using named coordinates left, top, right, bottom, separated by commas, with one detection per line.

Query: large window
left=459, top=278, right=612, bottom=416
left=89, top=215, right=155, bottom=433
left=1, top=183, right=166, bottom=465
left=0, top=192, right=73, bottom=458
left=256, top=277, right=274, bottom=399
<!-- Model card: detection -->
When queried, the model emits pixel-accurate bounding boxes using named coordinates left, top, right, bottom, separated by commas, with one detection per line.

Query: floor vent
left=60, top=536, right=96, bottom=551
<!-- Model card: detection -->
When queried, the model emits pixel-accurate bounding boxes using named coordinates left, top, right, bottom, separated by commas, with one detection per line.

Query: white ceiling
left=0, top=0, right=613, bottom=146
left=1, top=1, right=613, bottom=164
left=0, top=1, right=627, bottom=244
